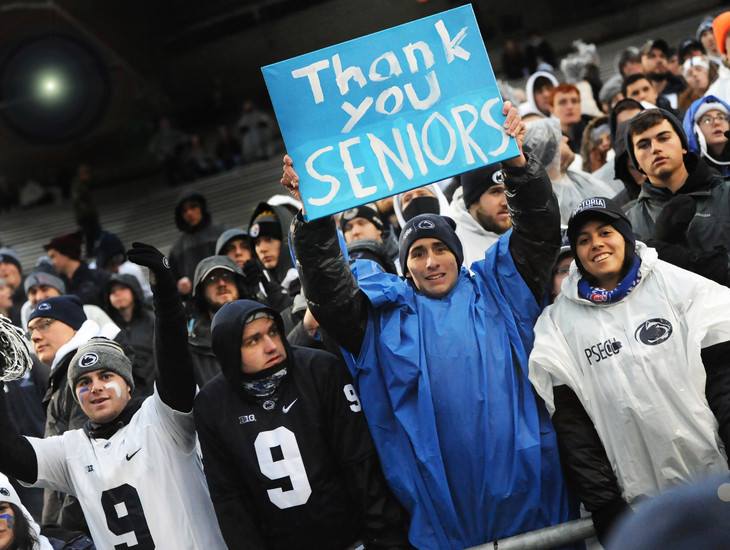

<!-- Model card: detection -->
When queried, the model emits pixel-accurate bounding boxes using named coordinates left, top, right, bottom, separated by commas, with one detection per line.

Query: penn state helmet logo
left=634, top=318, right=673, bottom=346
left=250, top=223, right=260, bottom=238
left=37, top=302, right=51, bottom=311
left=416, top=219, right=435, bottom=230
left=79, top=352, right=99, bottom=368
left=492, top=170, right=506, bottom=185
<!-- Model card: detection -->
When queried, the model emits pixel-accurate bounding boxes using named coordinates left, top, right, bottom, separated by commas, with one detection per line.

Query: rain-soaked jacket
left=292, top=155, right=575, bottom=549
left=530, top=243, right=730, bottom=508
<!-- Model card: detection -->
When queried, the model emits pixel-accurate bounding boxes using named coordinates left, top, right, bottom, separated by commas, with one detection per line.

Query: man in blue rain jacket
left=285, top=104, right=575, bottom=549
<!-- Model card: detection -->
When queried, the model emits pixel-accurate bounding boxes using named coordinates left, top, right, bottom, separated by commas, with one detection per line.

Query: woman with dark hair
left=528, top=197, right=730, bottom=545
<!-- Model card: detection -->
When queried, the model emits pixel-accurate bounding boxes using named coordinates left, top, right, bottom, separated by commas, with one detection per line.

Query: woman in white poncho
left=528, top=196, right=730, bottom=545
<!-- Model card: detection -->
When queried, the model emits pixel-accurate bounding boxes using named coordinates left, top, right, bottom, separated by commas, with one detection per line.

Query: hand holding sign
left=265, top=5, right=518, bottom=219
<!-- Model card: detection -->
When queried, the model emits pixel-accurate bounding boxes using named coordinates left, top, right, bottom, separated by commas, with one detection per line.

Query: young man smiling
left=0, top=243, right=226, bottom=549
left=284, top=102, right=576, bottom=549
left=624, top=108, right=730, bottom=284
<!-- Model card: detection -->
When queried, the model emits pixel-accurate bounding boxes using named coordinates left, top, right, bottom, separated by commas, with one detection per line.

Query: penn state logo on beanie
left=398, top=213, right=464, bottom=274
left=28, top=295, right=86, bottom=330
left=68, top=338, right=135, bottom=401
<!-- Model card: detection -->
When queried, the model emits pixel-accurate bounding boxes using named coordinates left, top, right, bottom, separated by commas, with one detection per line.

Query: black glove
left=241, top=259, right=264, bottom=286
left=653, top=194, right=696, bottom=244
left=592, top=498, right=631, bottom=546
left=126, top=242, right=177, bottom=298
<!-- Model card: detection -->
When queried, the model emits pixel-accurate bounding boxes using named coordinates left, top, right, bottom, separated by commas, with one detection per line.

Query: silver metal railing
left=466, top=517, right=596, bottom=550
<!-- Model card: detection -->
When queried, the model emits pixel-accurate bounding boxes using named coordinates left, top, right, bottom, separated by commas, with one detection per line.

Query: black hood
left=95, top=231, right=125, bottom=270
left=211, top=299, right=291, bottom=391
left=248, top=202, right=295, bottom=282
left=174, top=190, right=212, bottom=233
left=104, top=273, right=145, bottom=320
left=613, top=121, right=641, bottom=201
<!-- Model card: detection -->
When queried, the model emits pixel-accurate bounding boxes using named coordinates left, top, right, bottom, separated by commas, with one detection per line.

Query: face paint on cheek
left=0, top=513, right=14, bottom=530
left=77, top=386, right=91, bottom=402
left=104, top=381, right=123, bottom=399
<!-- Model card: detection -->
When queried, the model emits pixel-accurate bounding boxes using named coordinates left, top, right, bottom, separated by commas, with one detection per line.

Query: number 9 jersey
left=194, top=340, right=410, bottom=550
left=26, top=390, right=226, bottom=549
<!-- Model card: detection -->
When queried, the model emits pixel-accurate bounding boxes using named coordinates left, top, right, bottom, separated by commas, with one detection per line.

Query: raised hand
left=127, top=242, right=176, bottom=292
left=281, top=154, right=304, bottom=210
left=501, top=101, right=527, bottom=168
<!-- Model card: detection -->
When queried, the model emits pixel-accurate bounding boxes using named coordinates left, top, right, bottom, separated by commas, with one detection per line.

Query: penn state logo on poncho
left=634, top=318, right=673, bottom=345
left=79, top=352, right=99, bottom=368
left=37, top=302, right=51, bottom=311
left=0, top=487, right=9, bottom=496
left=250, top=223, right=260, bottom=238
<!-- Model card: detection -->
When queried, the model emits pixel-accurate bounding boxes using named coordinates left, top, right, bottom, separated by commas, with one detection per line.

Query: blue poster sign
left=262, top=5, right=518, bottom=220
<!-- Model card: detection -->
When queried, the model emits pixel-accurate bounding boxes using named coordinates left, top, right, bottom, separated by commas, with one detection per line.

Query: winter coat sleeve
left=151, top=271, right=196, bottom=413
left=646, top=240, right=729, bottom=287
left=551, top=385, right=629, bottom=544
left=194, top=405, right=267, bottom=549
left=317, top=355, right=411, bottom=548
left=291, top=214, right=368, bottom=356
left=701, top=341, right=730, bottom=460
left=0, top=382, right=38, bottom=484
left=504, top=153, right=562, bottom=301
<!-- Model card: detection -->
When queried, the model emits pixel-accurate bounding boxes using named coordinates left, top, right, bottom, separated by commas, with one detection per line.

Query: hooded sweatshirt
left=105, top=273, right=156, bottom=397
left=448, top=186, right=502, bottom=266
left=194, top=300, right=409, bottom=550
left=519, top=71, right=559, bottom=117
left=683, top=95, right=730, bottom=177
left=392, top=182, right=451, bottom=230
left=248, top=202, right=299, bottom=295
left=169, top=191, right=224, bottom=282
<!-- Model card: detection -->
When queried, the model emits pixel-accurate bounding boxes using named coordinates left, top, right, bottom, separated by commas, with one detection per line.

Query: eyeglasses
left=204, top=270, right=235, bottom=285
left=26, top=318, right=56, bottom=338
left=699, top=113, right=729, bottom=126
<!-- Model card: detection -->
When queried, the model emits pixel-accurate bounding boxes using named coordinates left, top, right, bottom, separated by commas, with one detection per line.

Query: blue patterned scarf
left=578, top=254, right=641, bottom=304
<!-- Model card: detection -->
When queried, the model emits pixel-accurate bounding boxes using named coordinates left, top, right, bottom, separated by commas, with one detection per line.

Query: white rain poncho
left=529, top=243, right=730, bottom=503
left=525, top=118, right=615, bottom=225
left=0, top=474, right=53, bottom=550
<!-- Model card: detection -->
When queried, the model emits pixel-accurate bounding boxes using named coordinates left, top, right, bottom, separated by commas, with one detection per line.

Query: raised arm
left=0, top=381, right=38, bottom=484
left=290, top=214, right=368, bottom=356
left=126, top=243, right=195, bottom=412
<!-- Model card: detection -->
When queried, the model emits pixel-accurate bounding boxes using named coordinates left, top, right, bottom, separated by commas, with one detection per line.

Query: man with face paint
left=0, top=243, right=226, bottom=549
left=194, top=299, right=409, bottom=549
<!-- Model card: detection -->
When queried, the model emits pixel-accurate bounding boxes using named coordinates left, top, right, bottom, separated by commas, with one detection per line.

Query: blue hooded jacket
left=683, top=95, right=730, bottom=176
left=342, top=232, right=573, bottom=549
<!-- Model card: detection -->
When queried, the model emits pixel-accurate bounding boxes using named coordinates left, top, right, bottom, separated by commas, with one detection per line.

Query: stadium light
left=35, top=71, right=66, bottom=102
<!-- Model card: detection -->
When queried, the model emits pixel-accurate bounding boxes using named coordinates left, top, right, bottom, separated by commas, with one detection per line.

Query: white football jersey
left=26, top=390, right=225, bottom=550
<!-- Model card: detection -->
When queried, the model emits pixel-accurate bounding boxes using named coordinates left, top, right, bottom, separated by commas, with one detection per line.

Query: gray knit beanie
left=68, top=338, right=135, bottom=401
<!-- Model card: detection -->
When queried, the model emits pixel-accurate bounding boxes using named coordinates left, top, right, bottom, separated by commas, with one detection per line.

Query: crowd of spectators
left=1, top=9, right=730, bottom=550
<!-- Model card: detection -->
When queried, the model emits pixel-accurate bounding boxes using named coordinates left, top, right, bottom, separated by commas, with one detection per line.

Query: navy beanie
left=460, top=163, right=505, bottom=208
left=28, top=295, right=87, bottom=330
left=399, top=214, right=464, bottom=274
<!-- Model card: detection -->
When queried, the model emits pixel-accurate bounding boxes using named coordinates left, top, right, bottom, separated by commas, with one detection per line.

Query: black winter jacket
left=195, top=300, right=410, bottom=550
